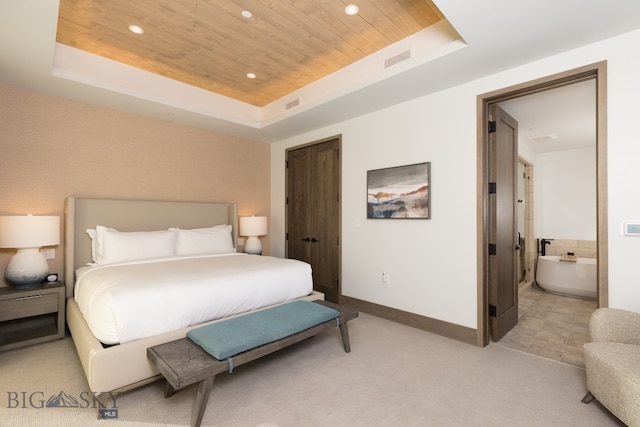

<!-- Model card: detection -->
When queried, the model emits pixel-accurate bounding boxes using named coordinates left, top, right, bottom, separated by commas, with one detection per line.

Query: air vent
left=528, top=133, right=558, bottom=142
left=286, top=98, right=300, bottom=110
left=384, top=50, right=411, bottom=68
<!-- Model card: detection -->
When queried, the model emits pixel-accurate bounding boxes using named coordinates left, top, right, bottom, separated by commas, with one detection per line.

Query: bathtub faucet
left=540, top=239, right=554, bottom=256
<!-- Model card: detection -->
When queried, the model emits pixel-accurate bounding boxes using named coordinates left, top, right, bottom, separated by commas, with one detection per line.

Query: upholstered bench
left=147, top=300, right=358, bottom=427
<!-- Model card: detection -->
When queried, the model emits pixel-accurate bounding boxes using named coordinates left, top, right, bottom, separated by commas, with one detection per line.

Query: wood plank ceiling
left=56, top=0, right=443, bottom=107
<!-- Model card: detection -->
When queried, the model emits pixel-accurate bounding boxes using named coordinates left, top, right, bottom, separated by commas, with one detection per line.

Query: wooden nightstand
left=0, top=282, right=65, bottom=351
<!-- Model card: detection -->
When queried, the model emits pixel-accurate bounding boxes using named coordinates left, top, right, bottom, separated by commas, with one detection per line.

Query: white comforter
left=74, top=253, right=313, bottom=344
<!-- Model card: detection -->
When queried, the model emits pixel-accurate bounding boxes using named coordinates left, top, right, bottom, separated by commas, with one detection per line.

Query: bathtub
left=536, top=255, right=597, bottom=299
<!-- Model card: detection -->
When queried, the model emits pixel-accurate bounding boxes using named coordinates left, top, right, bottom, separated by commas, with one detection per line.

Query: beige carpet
left=0, top=313, right=624, bottom=427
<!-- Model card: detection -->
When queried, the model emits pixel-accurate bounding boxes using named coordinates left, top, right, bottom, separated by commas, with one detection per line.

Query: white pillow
left=91, top=225, right=176, bottom=265
left=86, top=228, right=99, bottom=263
left=174, top=225, right=234, bottom=256
left=87, top=226, right=116, bottom=263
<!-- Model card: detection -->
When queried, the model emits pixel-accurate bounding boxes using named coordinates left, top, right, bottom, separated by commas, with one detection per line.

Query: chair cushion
left=187, top=301, right=339, bottom=360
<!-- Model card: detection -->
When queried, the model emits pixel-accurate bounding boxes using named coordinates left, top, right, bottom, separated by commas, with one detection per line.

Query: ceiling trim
left=3, top=1, right=640, bottom=143
left=52, top=20, right=465, bottom=129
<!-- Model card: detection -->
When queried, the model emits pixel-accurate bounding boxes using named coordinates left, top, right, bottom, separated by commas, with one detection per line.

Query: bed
left=64, top=197, right=322, bottom=394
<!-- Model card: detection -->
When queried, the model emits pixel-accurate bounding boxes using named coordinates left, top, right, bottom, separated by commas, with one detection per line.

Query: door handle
left=301, top=237, right=310, bottom=242
left=310, top=238, right=318, bottom=242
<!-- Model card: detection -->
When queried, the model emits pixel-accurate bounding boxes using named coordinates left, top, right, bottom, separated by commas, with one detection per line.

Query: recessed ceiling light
left=344, top=4, right=359, bottom=16
left=246, top=72, right=257, bottom=79
left=128, top=24, right=144, bottom=35
left=241, top=10, right=252, bottom=19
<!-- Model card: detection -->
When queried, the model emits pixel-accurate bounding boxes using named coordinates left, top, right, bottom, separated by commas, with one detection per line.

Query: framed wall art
left=367, top=162, right=430, bottom=219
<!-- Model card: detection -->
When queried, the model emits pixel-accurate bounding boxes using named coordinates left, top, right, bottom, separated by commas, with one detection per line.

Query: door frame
left=476, top=62, right=608, bottom=346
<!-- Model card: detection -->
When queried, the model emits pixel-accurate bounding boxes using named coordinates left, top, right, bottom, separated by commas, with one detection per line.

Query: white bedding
left=74, top=253, right=313, bottom=344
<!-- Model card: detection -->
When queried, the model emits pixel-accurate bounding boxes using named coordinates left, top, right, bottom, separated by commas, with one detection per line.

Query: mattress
left=74, top=253, right=313, bottom=345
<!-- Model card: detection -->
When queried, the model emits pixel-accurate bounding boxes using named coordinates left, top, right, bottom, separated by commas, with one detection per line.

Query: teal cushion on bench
left=187, top=301, right=339, bottom=360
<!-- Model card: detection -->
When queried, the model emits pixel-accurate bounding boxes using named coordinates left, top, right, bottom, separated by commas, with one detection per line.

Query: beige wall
left=0, top=84, right=270, bottom=286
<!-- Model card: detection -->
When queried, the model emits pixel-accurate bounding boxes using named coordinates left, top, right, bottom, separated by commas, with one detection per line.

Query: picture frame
left=367, top=162, right=431, bottom=219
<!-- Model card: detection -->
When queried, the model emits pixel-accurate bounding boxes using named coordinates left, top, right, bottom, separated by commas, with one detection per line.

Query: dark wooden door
left=286, top=138, right=341, bottom=303
left=489, top=105, right=519, bottom=341
left=287, top=147, right=312, bottom=264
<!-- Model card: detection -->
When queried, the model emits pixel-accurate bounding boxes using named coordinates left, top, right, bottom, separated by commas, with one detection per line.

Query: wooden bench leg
left=164, top=380, right=176, bottom=398
left=339, top=322, right=351, bottom=353
left=192, top=376, right=215, bottom=427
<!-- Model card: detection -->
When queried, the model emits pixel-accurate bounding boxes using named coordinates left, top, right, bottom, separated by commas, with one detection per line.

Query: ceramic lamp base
left=5, top=248, right=48, bottom=289
left=244, top=236, right=263, bottom=255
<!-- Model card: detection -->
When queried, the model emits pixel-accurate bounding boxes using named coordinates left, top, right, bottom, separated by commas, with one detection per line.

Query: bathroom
left=495, top=79, right=598, bottom=366
left=524, top=142, right=598, bottom=298
left=502, top=78, right=597, bottom=297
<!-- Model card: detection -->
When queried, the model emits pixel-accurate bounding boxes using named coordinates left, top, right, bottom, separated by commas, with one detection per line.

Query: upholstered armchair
left=582, top=308, right=640, bottom=427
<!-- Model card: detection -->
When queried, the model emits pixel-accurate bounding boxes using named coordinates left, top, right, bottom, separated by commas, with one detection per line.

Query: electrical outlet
left=41, top=248, right=55, bottom=260
left=381, top=271, right=389, bottom=287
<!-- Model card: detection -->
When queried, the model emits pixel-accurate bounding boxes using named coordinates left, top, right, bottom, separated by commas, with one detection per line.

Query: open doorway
left=501, top=78, right=597, bottom=290
left=491, top=80, right=598, bottom=365
left=476, top=62, right=608, bottom=347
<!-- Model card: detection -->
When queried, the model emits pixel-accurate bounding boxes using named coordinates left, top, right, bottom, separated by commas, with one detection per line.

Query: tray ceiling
left=56, top=0, right=444, bottom=107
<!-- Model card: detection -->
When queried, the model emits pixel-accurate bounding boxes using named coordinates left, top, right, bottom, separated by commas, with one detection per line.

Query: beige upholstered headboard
left=64, top=197, right=238, bottom=297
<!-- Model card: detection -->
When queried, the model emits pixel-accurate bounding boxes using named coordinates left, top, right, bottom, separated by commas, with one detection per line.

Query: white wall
left=536, top=148, right=597, bottom=240
left=271, top=28, right=640, bottom=328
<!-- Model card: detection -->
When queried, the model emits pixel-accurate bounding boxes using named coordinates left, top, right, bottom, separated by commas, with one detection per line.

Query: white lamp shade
left=239, top=216, right=267, bottom=237
left=0, top=215, right=60, bottom=248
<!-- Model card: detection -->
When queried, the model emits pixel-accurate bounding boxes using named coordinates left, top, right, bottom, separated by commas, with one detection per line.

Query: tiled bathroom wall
left=542, top=239, right=597, bottom=259
left=524, top=164, right=535, bottom=283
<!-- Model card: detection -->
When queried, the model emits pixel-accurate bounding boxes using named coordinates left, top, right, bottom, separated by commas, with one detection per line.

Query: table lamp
left=239, top=216, right=267, bottom=255
left=0, top=215, right=60, bottom=289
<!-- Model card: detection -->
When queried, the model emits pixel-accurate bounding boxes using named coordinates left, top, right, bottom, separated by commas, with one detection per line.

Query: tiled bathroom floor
left=494, top=285, right=597, bottom=367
